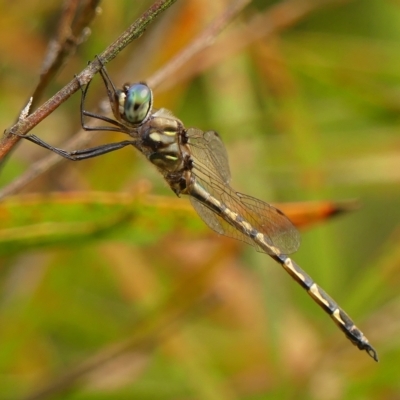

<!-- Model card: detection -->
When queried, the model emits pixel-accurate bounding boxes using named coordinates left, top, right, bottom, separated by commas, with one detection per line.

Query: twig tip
left=19, top=97, right=33, bottom=121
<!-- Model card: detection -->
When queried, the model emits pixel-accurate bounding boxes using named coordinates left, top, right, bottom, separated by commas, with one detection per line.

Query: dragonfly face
left=116, top=83, right=153, bottom=125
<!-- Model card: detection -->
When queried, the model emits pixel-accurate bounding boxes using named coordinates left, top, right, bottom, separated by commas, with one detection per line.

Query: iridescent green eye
left=124, top=83, right=152, bottom=124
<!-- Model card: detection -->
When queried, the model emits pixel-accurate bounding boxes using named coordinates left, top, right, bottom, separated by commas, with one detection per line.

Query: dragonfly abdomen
left=277, top=255, right=378, bottom=361
left=192, top=186, right=378, bottom=361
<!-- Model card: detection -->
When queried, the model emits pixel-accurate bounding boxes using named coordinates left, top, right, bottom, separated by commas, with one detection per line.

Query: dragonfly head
left=117, top=82, right=153, bottom=125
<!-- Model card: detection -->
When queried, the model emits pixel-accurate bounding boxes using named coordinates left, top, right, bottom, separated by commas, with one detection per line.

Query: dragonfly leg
left=18, top=133, right=135, bottom=161
left=96, top=56, right=120, bottom=104
left=77, top=70, right=129, bottom=134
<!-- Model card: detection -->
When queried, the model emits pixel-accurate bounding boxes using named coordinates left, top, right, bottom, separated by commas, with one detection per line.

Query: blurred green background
left=1, top=0, right=400, bottom=398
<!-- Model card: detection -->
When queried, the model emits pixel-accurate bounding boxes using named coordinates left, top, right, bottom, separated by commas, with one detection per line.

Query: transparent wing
left=237, top=192, right=300, bottom=254
left=187, top=129, right=231, bottom=184
left=186, top=128, right=300, bottom=255
left=190, top=196, right=225, bottom=235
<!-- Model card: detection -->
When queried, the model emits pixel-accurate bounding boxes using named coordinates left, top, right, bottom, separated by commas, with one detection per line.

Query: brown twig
left=31, top=0, right=101, bottom=107
left=31, top=0, right=101, bottom=110
left=155, top=0, right=352, bottom=92
left=147, top=0, right=251, bottom=88
left=32, top=0, right=81, bottom=109
left=0, top=0, right=100, bottom=166
left=0, top=0, right=178, bottom=162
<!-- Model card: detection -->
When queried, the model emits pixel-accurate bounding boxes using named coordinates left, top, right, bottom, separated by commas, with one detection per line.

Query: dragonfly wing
left=237, top=192, right=301, bottom=255
left=202, top=130, right=231, bottom=185
left=187, top=128, right=231, bottom=184
left=186, top=127, right=300, bottom=255
left=190, top=187, right=258, bottom=247
left=190, top=196, right=224, bottom=235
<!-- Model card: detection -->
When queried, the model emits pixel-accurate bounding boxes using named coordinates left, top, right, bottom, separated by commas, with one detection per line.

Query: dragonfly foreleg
left=17, top=133, right=135, bottom=161
left=77, top=73, right=130, bottom=134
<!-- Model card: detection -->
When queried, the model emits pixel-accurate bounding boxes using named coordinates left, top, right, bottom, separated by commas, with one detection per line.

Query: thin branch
left=0, top=134, right=94, bottom=199
left=154, top=0, right=352, bottom=92
left=1, top=0, right=100, bottom=166
left=31, top=0, right=101, bottom=110
left=0, top=0, right=178, bottom=161
left=147, top=0, right=251, bottom=88
left=33, top=0, right=83, bottom=108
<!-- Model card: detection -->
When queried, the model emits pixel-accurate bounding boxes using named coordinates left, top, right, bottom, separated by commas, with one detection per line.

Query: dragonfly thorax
left=142, top=113, right=186, bottom=174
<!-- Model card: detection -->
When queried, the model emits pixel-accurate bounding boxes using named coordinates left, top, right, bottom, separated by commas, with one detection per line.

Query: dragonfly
left=17, top=59, right=378, bottom=361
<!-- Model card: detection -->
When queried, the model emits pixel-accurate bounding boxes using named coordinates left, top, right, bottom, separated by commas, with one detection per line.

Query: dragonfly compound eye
left=123, top=83, right=152, bottom=124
